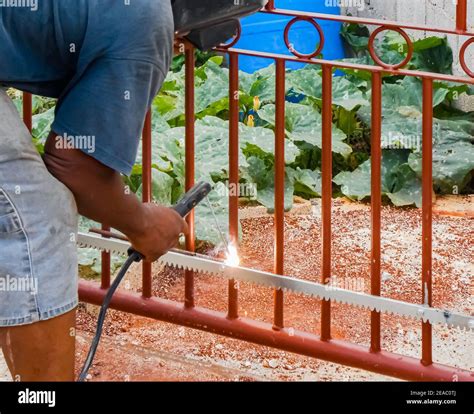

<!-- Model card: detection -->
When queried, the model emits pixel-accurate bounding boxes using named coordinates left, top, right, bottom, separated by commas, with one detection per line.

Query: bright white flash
left=225, top=244, right=240, bottom=267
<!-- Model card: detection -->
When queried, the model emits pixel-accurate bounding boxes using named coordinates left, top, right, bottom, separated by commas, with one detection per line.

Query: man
left=0, top=0, right=187, bottom=381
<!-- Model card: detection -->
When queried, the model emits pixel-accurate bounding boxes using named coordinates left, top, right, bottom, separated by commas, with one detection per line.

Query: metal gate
left=23, top=0, right=474, bottom=381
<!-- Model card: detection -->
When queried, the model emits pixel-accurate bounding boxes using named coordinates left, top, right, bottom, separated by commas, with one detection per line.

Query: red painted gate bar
left=22, top=92, right=32, bottom=133
left=370, top=70, right=382, bottom=354
left=184, top=44, right=196, bottom=309
left=421, top=78, right=434, bottom=366
left=228, top=52, right=240, bottom=320
left=321, top=64, right=333, bottom=342
left=141, top=111, right=153, bottom=299
left=274, top=58, right=286, bottom=330
left=457, top=0, right=468, bottom=32
left=22, top=2, right=474, bottom=381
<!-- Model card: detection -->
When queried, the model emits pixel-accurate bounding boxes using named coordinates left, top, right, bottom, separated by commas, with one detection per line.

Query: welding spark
left=225, top=244, right=240, bottom=267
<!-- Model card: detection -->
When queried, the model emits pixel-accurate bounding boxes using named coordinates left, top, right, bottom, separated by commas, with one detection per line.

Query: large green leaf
left=136, top=132, right=177, bottom=174
left=372, top=32, right=407, bottom=67
left=154, top=57, right=230, bottom=121
left=243, top=156, right=272, bottom=187
left=239, top=64, right=287, bottom=104
left=380, top=32, right=454, bottom=74
left=333, top=159, right=371, bottom=201
left=288, top=167, right=322, bottom=197
left=199, top=116, right=300, bottom=164
left=242, top=156, right=294, bottom=211
left=380, top=77, right=449, bottom=110
left=286, top=65, right=369, bottom=110
left=359, top=105, right=423, bottom=151
left=333, top=149, right=422, bottom=207
left=256, top=178, right=294, bottom=212
left=240, top=125, right=299, bottom=164
left=340, top=22, right=454, bottom=75
left=164, top=125, right=245, bottom=181
left=136, top=167, right=175, bottom=206
left=194, top=181, right=237, bottom=246
left=408, top=140, right=474, bottom=194
left=258, top=103, right=352, bottom=158
left=358, top=104, right=474, bottom=192
left=340, top=23, right=370, bottom=55
left=32, top=107, right=55, bottom=146
left=195, top=59, right=229, bottom=114
left=410, top=36, right=453, bottom=74
left=337, top=55, right=382, bottom=82
left=387, top=164, right=422, bottom=207
left=329, top=76, right=370, bottom=110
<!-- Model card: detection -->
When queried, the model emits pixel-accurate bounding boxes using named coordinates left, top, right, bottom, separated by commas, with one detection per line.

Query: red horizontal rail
left=79, top=280, right=473, bottom=382
left=215, top=47, right=474, bottom=85
left=264, top=7, right=474, bottom=36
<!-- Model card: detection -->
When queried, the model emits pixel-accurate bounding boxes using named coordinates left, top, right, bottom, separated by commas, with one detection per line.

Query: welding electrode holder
left=127, top=181, right=212, bottom=262
left=78, top=181, right=212, bottom=381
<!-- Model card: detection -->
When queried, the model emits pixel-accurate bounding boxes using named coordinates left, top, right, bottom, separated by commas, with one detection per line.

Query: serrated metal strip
left=77, top=232, right=474, bottom=331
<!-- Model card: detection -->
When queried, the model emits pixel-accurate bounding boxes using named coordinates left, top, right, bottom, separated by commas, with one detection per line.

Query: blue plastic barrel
left=236, top=0, right=345, bottom=72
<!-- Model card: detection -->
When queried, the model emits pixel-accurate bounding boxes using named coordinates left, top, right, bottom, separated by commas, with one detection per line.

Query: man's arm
left=43, top=131, right=188, bottom=262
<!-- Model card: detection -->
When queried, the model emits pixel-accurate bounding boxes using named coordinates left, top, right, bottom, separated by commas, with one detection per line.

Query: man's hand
left=128, top=203, right=188, bottom=262
left=43, top=132, right=188, bottom=262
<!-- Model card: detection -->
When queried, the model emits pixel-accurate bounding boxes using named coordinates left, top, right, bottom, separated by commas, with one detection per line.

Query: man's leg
left=0, top=88, right=79, bottom=381
left=0, top=309, right=76, bottom=381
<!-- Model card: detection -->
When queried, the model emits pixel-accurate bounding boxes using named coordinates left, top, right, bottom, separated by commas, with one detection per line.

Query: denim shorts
left=0, top=89, right=79, bottom=327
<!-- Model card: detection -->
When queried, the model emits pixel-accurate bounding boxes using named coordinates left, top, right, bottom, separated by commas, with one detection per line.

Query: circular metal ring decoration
left=459, top=37, right=474, bottom=78
left=368, top=26, right=414, bottom=70
left=219, top=21, right=242, bottom=49
left=284, top=16, right=325, bottom=59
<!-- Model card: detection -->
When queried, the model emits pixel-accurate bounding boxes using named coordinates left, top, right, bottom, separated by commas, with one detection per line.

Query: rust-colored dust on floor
left=74, top=198, right=473, bottom=381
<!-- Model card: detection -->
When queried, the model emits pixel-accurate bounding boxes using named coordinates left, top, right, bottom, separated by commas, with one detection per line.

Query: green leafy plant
left=334, top=150, right=422, bottom=207
left=9, top=23, right=473, bottom=246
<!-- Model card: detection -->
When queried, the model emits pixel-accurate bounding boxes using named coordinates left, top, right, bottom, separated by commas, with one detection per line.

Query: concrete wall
left=340, top=0, right=474, bottom=109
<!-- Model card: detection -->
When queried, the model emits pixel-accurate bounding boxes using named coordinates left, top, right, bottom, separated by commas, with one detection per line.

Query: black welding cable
left=77, top=182, right=211, bottom=381
left=77, top=250, right=142, bottom=382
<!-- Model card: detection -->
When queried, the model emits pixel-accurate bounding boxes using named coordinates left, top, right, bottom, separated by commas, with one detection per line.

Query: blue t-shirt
left=0, top=0, right=174, bottom=175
